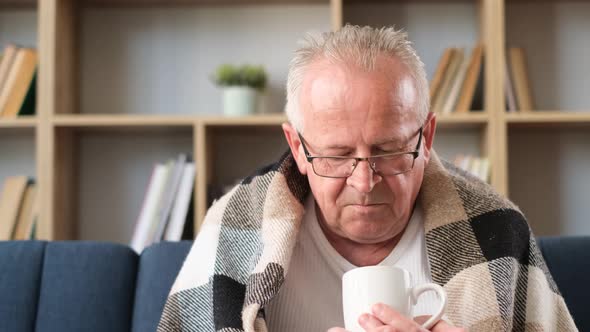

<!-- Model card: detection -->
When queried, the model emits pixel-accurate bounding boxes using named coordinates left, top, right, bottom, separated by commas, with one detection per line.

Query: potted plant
left=212, top=64, right=267, bottom=116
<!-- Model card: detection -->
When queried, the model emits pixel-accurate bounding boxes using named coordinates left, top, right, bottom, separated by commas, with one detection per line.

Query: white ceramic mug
left=342, top=266, right=447, bottom=332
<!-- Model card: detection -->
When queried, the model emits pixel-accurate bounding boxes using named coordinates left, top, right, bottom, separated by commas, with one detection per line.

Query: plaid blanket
left=157, top=151, right=577, bottom=332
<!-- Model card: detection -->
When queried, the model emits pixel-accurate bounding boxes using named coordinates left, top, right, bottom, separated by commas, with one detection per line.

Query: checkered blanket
left=157, top=151, right=577, bottom=331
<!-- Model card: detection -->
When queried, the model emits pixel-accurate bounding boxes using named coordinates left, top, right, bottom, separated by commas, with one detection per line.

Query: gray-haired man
left=158, top=25, right=576, bottom=332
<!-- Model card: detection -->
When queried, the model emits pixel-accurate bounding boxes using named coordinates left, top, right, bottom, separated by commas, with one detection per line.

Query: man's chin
left=343, top=223, right=392, bottom=244
left=346, top=204, right=389, bottom=216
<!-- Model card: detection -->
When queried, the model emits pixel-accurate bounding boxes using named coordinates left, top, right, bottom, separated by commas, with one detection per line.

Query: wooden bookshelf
left=2, top=0, right=589, bottom=241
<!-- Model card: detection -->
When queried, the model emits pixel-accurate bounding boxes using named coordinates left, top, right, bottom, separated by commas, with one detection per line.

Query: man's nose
left=345, top=159, right=382, bottom=193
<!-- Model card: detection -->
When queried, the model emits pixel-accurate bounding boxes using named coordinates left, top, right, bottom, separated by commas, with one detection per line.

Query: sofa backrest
left=0, top=240, right=192, bottom=332
left=0, top=241, right=138, bottom=332
left=0, top=241, right=45, bottom=332
left=132, top=241, right=192, bottom=332
left=537, top=236, right=589, bottom=331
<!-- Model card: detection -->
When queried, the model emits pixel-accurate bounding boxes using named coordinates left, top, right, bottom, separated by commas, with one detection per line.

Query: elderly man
left=158, top=25, right=576, bottom=332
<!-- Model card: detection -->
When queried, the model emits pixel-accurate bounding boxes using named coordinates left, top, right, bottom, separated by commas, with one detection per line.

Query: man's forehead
left=300, top=59, right=416, bottom=113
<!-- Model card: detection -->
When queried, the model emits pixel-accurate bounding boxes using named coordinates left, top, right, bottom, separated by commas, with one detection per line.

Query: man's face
left=283, top=55, right=436, bottom=245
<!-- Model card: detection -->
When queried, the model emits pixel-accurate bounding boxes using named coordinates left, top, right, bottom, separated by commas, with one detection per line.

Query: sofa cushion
left=35, top=241, right=138, bottom=332
left=0, top=240, right=47, bottom=332
left=132, top=241, right=192, bottom=332
left=538, top=236, right=590, bottom=332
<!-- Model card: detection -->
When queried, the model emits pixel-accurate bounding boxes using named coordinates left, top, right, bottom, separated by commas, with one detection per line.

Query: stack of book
left=0, top=44, right=37, bottom=118
left=505, top=47, right=535, bottom=112
left=0, top=176, right=38, bottom=240
left=430, top=44, right=484, bottom=114
left=453, top=154, right=490, bottom=183
left=130, top=154, right=196, bottom=253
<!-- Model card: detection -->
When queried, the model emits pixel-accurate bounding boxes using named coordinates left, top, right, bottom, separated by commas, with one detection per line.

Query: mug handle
left=410, top=283, right=447, bottom=329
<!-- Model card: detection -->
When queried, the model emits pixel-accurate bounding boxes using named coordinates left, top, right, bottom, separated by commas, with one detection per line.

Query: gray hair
left=285, top=24, right=429, bottom=133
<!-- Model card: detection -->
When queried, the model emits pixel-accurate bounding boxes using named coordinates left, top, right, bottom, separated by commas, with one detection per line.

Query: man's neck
left=315, top=206, right=406, bottom=267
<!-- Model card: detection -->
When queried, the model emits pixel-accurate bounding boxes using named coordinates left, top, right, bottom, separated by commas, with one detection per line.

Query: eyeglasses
left=297, top=126, right=423, bottom=179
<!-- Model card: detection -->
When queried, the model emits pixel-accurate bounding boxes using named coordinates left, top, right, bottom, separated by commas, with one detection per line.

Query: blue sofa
left=0, top=237, right=587, bottom=331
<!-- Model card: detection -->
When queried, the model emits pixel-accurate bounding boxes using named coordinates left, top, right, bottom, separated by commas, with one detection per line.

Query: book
left=470, top=158, right=481, bottom=179
left=509, top=47, right=534, bottom=112
left=0, top=176, right=30, bottom=240
left=441, top=49, right=472, bottom=114
left=479, top=158, right=490, bottom=183
left=453, top=155, right=490, bottom=183
left=152, top=154, right=188, bottom=243
left=17, top=71, right=36, bottom=116
left=429, top=48, right=455, bottom=109
left=455, top=44, right=484, bottom=113
left=12, top=182, right=37, bottom=240
left=431, top=48, right=464, bottom=114
left=130, top=163, right=171, bottom=253
left=0, top=44, right=18, bottom=96
left=164, top=162, right=196, bottom=241
left=505, top=56, right=518, bottom=112
left=0, top=48, right=37, bottom=117
left=181, top=189, right=195, bottom=241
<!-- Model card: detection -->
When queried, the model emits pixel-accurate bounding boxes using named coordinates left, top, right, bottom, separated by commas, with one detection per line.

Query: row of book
left=453, top=154, right=490, bottom=183
left=0, top=176, right=38, bottom=240
left=430, top=45, right=535, bottom=114
left=430, top=44, right=484, bottom=114
left=130, top=154, right=196, bottom=253
left=0, top=44, right=37, bottom=118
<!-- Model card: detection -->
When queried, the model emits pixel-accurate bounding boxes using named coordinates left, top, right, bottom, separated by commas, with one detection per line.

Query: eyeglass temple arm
left=297, top=132, right=314, bottom=161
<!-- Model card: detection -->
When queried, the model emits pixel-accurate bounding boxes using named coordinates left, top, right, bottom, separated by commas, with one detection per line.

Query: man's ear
left=421, top=112, right=437, bottom=165
left=282, top=122, right=309, bottom=175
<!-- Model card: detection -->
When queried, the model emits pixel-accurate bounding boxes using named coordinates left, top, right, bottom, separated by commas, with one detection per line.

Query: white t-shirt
left=266, top=196, right=440, bottom=332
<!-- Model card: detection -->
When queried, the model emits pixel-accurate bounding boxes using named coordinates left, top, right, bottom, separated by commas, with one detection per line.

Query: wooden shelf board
left=506, top=111, right=590, bottom=126
left=50, top=112, right=488, bottom=129
left=435, top=112, right=489, bottom=129
left=202, top=113, right=287, bottom=126
left=0, top=117, right=37, bottom=128
left=345, top=0, right=474, bottom=3
left=53, top=114, right=197, bottom=127
left=82, top=0, right=327, bottom=7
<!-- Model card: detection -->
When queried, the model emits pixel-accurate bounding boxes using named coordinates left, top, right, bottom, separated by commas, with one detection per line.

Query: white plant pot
left=222, top=86, right=258, bottom=116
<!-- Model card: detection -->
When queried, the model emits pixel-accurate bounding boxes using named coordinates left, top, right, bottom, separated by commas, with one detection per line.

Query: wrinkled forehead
left=304, top=110, right=418, bottom=150
left=298, top=57, right=419, bottom=143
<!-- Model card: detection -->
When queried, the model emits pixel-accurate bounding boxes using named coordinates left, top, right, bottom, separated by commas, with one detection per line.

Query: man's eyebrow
left=322, top=138, right=410, bottom=151
left=322, top=143, right=352, bottom=150
left=373, top=136, right=407, bottom=148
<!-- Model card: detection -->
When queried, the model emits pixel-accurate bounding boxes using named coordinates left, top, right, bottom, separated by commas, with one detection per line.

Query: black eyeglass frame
left=297, top=126, right=424, bottom=179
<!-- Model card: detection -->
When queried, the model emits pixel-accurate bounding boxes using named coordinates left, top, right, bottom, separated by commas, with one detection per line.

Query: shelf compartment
left=0, top=0, right=36, bottom=9
left=0, top=130, right=36, bottom=187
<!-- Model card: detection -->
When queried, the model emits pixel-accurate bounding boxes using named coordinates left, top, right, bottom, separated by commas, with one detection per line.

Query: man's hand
left=327, top=303, right=465, bottom=332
